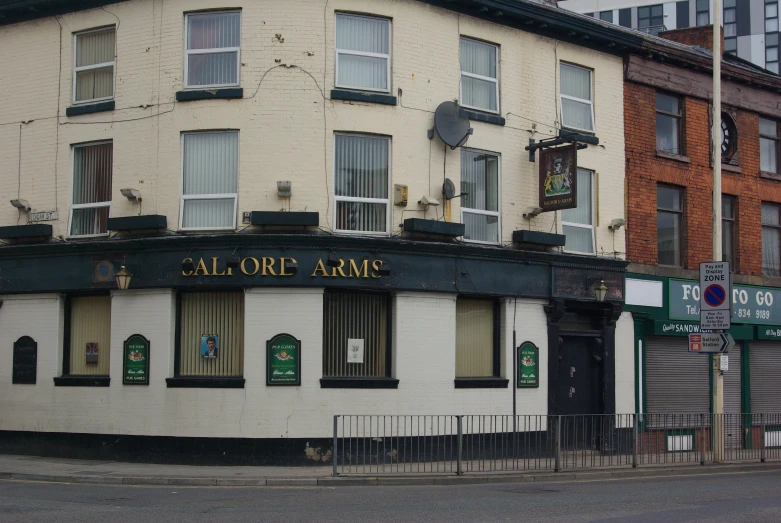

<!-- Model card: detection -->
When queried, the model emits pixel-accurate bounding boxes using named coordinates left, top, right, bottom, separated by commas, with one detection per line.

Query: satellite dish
left=443, top=179, right=456, bottom=200
left=434, top=101, right=473, bottom=149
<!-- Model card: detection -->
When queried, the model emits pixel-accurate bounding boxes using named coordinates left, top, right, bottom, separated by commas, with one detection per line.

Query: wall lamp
left=608, top=218, right=626, bottom=230
left=523, top=206, right=543, bottom=219
left=115, top=265, right=132, bottom=290
left=326, top=253, right=340, bottom=267
left=284, top=259, right=299, bottom=274
left=10, top=199, right=30, bottom=212
left=594, top=280, right=608, bottom=302
left=120, top=188, right=142, bottom=202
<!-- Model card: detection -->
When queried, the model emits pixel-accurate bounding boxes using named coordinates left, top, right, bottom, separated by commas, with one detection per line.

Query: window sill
left=722, top=163, right=742, bottom=174
left=331, top=89, right=397, bottom=106
left=461, top=108, right=505, bottom=126
left=761, top=171, right=781, bottom=181
left=66, top=101, right=115, bottom=117
left=175, top=88, right=243, bottom=102
left=320, top=377, right=399, bottom=389
left=166, top=377, right=245, bottom=388
left=454, top=377, right=509, bottom=389
left=54, top=376, right=110, bottom=387
left=656, top=151, right=690, bottom=163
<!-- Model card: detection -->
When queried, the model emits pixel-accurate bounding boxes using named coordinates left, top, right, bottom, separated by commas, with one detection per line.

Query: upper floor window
left=335, top=14, right=390, bottom=93
left=724, top=0, right=737, bottom=54
left=720, top=112, right=738, bottom=163
left=70, top=141, right=112, bottom=237
left=760, top=117, right=780, bottom=175
left=722, top=195, right=736, bottom=268
left=334, top=133, right=390, bottom=234
left=461, top=149, right=500, bottom=244
left=180, top=131, right=239, bottom=230
left=638, top=5, right=664, bottom=34
left=762, top=202, right=781, bottom=276
left=598, top=11, right=613, bottom=23
left=696, top=0, right=710, bottom=26
left=560, top=63, right=594, bottom=133
left=767, top=1, right=779, bottom=33
left=562, top=168, right=595, bottom=254
left=185, top=11, right=241, bottom=89
left=74, top=27, right=115, bottom=104
left=767, top=33, right=780, bottom=74
left=460, top=37, right=499, bottom=113
left=656, top=92, right=683, bottom=154
left=657, top=185, right=683, bottom=266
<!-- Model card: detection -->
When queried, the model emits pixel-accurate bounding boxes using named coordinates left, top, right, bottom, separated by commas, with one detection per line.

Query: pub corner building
left=0, top=0, right=658, bottom=465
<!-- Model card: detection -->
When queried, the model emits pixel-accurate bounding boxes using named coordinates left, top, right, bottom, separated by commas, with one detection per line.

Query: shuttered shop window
left=178, top=292, right=244, bottom=376
left=645, top=337, right=709, bottom=423
left=750, top=342, right=781, bottom=413
left=456, top=299, right=496, bottom=377
left=323, top=292, right=389, bottom=377
left=68, top=296, right=111, bottom=375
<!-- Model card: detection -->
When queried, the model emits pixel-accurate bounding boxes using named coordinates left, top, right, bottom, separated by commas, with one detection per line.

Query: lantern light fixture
left=115, top=265, right=132, bottom=290
left=594, top=280, right=608, bottom=302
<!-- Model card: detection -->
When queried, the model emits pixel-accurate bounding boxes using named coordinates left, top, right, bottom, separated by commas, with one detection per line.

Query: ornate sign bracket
left=525, top=132, right=598, bottom=162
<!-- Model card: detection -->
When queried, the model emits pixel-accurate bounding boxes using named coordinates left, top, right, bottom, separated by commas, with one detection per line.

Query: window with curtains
left=74, top=27, right=115, bottom=103
left=456, top=298, right=499, bottom=378
left=185, top=11, right=241, bottom=88
left=461, top=149, right=499, bottom=243
left=562, top=169, right=595, bottom=254
left=560, top=63, right=594, bottom=133
left=722, top=196, right=736, bottom=268
left=460, top=37, right=499, bottom=113
left=335, top=14, right=390, bottom=93
left=65, top=295, right=111, bottom=376
left=656, top=92, right=683, bottom=155
left=180, top=131, right=239, bottom=230
left=177, top=292, right=244, bottom=377
left=762, top=203, right=781, bottom=276
left=760, top=117, right=780, bottom=176
left=334, top=133, right=390, bottom=233
left=657, top=185, right=684, bottom=266
left=70, top=141, right=112, bottom=237
left=322, top=291, right=390, bottom=378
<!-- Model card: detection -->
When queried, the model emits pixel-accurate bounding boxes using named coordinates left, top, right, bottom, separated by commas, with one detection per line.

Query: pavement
left=0, top=453, right=781, bottom=487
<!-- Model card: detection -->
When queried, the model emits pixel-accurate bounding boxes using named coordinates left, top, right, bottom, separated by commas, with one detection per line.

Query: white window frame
left=72, top=26, right=116, bottom=105
left=561, top=168, right=596, bottom=255
left=68, top=140, right=112, bottom=238
left=179, top=131, right=239, bottom=231
left=334, top=13, right=391, bottom=94
left=459, top=37, right=500, bottom=114
left=559, top=62, right=595, bottom=134
left=332, top=133, right=391, bottom=236
left=184, top=10, right=241, bottom=90
left=460, top=149, right=501, bottom=245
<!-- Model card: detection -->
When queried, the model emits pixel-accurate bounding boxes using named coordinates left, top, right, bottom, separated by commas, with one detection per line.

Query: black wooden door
left=557, top=336, right=600, bottom=416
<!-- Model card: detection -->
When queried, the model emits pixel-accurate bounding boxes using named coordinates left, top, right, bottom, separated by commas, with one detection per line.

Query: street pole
left=712, top=0, right=725, bottom=463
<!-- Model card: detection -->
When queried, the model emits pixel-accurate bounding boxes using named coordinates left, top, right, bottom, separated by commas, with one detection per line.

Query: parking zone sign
left=700, top=262, right=731, bottom=330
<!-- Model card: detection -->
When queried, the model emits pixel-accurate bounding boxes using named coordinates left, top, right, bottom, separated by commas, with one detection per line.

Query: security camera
left=10, top=199, right=30, bottom=212
left=609, top=218, right=626, bottom=230
left=523, top=206, right=544, bottom=218
left=419, top=195, right=441, bottom=206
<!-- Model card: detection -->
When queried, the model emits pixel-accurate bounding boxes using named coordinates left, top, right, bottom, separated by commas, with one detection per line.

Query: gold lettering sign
left=181, top=257, right=386, bottom=279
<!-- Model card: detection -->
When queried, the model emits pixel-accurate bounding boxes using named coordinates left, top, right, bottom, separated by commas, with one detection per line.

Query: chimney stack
left=658, top=25, right=724, bottom=56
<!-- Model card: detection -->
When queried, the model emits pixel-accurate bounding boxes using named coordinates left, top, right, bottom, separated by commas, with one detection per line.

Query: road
left=1, top=470, right=780, bottom=522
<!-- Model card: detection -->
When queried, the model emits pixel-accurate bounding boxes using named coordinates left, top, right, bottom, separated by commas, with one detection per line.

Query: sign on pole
left=700, top=261, right=731, bottom=330
left=688, top=332, right=735, bottom=353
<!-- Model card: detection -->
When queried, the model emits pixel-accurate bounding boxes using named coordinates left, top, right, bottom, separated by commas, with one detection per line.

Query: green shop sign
left=758, top=327, right=781, bottom=340
left=123, top=334, right=149, bottom=385
left=517, top=341, right=539, bottom=388
left=267, top=333, right=301, bottom=386
left=669, top=279, right=781, bottom=326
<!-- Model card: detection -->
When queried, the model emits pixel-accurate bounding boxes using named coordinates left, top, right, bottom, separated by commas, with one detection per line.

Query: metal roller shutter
left=646, top=336, right=710, bottom=415
left=723, top=346, right=742, bottom=449
left=750, top=342, right=781, bottom=414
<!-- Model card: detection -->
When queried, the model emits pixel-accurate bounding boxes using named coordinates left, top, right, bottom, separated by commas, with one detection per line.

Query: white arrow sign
left=688, top=333, right=735, bottom=353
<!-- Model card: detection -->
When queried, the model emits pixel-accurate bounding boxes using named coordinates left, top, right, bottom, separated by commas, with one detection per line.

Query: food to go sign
left=670, top=279, right=781, bottom=325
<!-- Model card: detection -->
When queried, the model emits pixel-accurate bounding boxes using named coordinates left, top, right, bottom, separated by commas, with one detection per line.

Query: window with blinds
left=323, top=291, right=390, bottom=378
left=67, top=295, right=111, bottom=376
left=335, top=14, right=390, bottom=93
left=460, top=37, right=499, bottom=113
left=562, top=169, right=595, bottom=254
left=560, top=63, right=594, bottom=132
left=74, top=27, right=115, bottom=103
left=334, top=133, right=390, bottom=234
left=177, top=292, right=244, bottom=377
left=180, top=131, right=239, bottom=230
left=461, top=149, right=500, bottom=243
left=456, top=298, right=498, bottom=378
left=185, top=11, right=241, bottom=88
left=70, top=142, right=112, bottom=237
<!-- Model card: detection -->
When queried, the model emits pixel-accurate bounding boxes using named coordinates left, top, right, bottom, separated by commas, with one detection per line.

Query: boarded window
left=456, top=298, right=497, bottom=378
left=178, top=292, right=244, bottom=376
left=323, top=291, right=390, bottom=377
left=68, top=295, right=112, bottom=375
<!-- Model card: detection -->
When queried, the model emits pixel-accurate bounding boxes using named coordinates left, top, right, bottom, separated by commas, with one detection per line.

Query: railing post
left=632, top=414, right=638, bottom=469
left=332, top=415, right=338, bottom=477
left=761, top=413, right=766, bottom=463
left=700, top=413, right=706, bottom=465
left=554, top=415, right=562, bottom=472
left=456, top=415, right=463, bottom=476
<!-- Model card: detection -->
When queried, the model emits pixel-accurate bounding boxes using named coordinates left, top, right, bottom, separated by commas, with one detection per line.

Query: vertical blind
left=762, top=204, right=780, bottom=276
left=334, top=134, right=389, bottom=233
left=460, top=38, right=498, bottom=112
left=562, top=169, right=594, bottom=254
left=186, top=11, right=240, bottom=87
left=182, top=131, right=238, bottom=229
left=75, top=29, right=115, bottom=102
left=323, top=292, right=389, bottom=377
left=71, top=142, right=112, bottom=236
left=560, top=64, right=593, bottom=131
left=179, top=292, right=244, bottom=377
left=461, top=150, right=499, bottom=243
left=69, top=296, right=111, bottom=376
left=455, top=299, right=495, bottom=378
left=335, top=14, right=390, bottom=91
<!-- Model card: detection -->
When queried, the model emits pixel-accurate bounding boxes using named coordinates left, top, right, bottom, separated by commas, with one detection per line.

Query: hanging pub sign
left=517, top=341, right=539, bottom=388
left=539, top=144, right=577, bottom=212
left=267, top=333, right=301, bottom=386
left=123, top=334, right=150, bottom=385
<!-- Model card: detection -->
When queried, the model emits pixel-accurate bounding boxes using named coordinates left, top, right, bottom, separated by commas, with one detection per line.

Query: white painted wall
left=615, top=312, right=636, bottom=416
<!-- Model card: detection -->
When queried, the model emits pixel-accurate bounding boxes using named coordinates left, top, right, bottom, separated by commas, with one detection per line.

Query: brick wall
left=659, top=25, right=724, bottom=55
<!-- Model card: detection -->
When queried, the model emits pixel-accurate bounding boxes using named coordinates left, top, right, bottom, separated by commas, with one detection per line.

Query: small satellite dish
left=434, top=101, right=473, bottom=149
left=443, top=179, right=456, bottom=200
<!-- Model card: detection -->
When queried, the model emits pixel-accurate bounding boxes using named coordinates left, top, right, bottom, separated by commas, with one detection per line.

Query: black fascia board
left=0, top=0, right=130, bottom=26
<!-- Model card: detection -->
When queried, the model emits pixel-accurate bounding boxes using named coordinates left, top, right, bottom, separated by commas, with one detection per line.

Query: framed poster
left=201, top=334, right=219, bottom=358
left=267, top=333, right=301, bottom=386
left=123, top=334, right=150, bottom=385
left=517, top=341, right=539, bottom=388
left=539, top=144, right=577, bottom=212
left=86, top=343, right=99, bottom=365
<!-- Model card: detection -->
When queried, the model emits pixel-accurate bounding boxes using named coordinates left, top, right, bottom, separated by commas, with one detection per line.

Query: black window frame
left=722, top=195, right=737, bottom=269
left=760, top=116, right=781, bottom=180
left=454, top=297, right=507, bottom=388
left=767, top=1, right=780, bottom=73
left=655, top=91, right=685, bottom=155
left=638, top=4, right=664, bottom=35
left=696, top=0, right=710, bottom=26
left=599, top=10, right=613, bottom=23
left=724, top=0, right=737, bottom=54
left=657, top=184, right=685, bottom=267
left=762, top=202, right=781, bottom=276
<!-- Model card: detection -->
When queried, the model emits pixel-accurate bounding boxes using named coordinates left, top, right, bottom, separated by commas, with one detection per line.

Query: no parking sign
left=700, top=262, right=731, bottom=330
